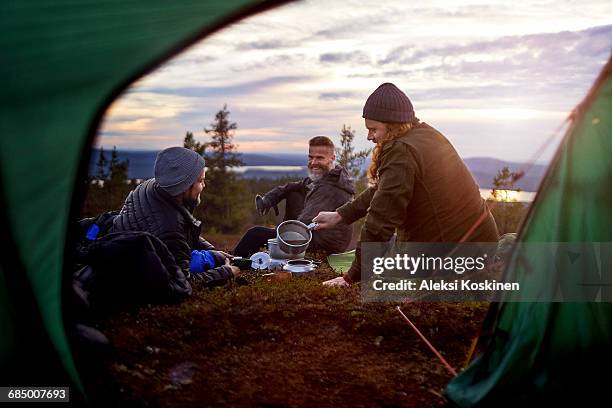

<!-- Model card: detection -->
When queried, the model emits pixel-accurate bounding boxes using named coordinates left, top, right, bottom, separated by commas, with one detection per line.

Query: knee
left=247, top=226, right=274, bottom=235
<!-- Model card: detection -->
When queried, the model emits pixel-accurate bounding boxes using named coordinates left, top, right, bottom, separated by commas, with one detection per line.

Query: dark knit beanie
left=362, top=83, right=415, bottom=123
left=154, top=147, right=205, bottom=196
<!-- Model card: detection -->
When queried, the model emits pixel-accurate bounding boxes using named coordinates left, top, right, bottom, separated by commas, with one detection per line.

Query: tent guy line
left=396, top=306, right=458, bottom=377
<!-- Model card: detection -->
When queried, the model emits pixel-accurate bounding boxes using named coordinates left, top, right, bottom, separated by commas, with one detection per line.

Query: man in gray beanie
left=314, top=82, right=499, bottom=286
left=111, top=146, right=240, bottom=286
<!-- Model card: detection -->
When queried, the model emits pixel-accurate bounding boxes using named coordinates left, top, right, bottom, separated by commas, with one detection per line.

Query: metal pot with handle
left=276, top=220, right=315, bottom=255
left=268, top=238, right=304, bottom=260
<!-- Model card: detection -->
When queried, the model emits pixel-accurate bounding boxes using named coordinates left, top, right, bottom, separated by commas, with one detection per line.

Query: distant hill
left=463, top=157, right=547, bottom=192
left=89, top=149, right=158, bottom=180
left=89, top=149, right=306, bottom=179
left=89, top=149, right=547, bottom=191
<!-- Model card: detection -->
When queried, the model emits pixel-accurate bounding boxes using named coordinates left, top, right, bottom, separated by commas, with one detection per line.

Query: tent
left=446, top=57, right=612, bottom=406
left=0, top=0, right=288, bottom=400
left=1, top=0, right=610, bottom=404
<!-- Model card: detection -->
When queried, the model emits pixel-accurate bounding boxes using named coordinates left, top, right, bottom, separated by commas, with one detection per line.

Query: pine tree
left=83, top=146, right=131, bottom=215
left=336, top=124, right=371, bottom=193
left=106, top=146, right=131, bottom=209
left=336, top=124, right=371, bottom=179
left=95, top=146, right=108, bottom=180
left=196, top=105, right=249, bottom=233
left=489, top=166, right=526, bottom=234
left=108, top=146, right=129, bottom=184
left=109, top=146, right=119, bottom=172
left=183, top=131, right=205, bottom=155
left=204, top=104, right=243, bottom=173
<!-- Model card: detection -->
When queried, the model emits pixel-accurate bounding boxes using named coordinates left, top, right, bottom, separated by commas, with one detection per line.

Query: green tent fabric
left=445, top=56, right=612, bottom=406
left=0, top=0, right=287, bottom=395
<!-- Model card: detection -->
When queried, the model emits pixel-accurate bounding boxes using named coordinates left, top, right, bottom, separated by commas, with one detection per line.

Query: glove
left=190, top=250, right=216, bottom=274
left=255, top=194, right=279, bottom=216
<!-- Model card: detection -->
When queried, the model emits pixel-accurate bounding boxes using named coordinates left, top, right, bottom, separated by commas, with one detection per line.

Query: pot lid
left=283, top=259, right=315, bottom=273
left=250, top=252, right=271, bottom=269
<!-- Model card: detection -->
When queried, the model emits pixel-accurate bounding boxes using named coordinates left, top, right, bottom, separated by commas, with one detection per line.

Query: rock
left=145, top=346, right=160, bottom=354
left=169, top=361, right=196, bottom=386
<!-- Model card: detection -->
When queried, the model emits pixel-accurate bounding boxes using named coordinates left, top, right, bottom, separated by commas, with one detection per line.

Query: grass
left=83, top=239, right=489, bottom=407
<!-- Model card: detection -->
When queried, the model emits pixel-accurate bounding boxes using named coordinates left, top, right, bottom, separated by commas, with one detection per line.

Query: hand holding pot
left=312, top=211, right=342, bottom=230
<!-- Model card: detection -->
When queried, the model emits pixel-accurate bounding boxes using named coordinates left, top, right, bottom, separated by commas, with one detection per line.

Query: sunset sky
left=98, top=0, right=612, bottom=162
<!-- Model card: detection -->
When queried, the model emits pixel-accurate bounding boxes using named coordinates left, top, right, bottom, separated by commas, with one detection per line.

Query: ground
left=84, top=239, right=488, bottom=407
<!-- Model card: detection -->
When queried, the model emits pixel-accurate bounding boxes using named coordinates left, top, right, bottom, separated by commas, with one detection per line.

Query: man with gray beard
left=233, top=136, right=355, bottom=257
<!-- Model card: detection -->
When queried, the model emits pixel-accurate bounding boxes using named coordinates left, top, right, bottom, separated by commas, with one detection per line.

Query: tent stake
left=396, top=306, right=457, bottom=376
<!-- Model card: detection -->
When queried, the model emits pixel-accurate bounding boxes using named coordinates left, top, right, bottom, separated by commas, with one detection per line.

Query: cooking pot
left=283, top=259, right=316, bottom=276
left=276, top=220, right=312, bottom=255
left=268, top=238, right=305, bottom=260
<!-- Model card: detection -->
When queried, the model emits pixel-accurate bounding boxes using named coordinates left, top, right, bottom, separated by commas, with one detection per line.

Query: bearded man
left=233, top=136, right=355, bottom=257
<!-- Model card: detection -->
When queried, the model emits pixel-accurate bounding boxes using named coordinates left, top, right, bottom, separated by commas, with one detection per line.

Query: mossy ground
left=84, top=240, right=488, bottom=407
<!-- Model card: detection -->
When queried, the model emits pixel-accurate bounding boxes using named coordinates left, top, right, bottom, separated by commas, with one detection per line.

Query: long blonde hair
left=367, top=122, right=415, bottom=183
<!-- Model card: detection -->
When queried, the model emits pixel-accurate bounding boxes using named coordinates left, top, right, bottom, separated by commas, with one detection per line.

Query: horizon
left=90, top=147, right=552, bottom=165
left=96, top=0, right=612, bottom=163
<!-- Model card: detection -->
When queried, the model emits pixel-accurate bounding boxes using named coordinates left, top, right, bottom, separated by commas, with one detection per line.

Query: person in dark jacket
left=233, top=136, right=355, bottom=257
left=314, top=83, right=499, bottom=286
left=111, top=146, right=240, bottom=286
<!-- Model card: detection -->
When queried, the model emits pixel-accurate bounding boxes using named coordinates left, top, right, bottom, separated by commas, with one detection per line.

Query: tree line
left=186, top=104, right=372, bottom=233
left=81, top=104, right=372, bottom=234
left=82, top=104, right=526, bottom=235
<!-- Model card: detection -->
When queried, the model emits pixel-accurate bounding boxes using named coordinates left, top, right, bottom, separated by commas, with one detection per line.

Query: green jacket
left=337, top=122, right=499, bottom=282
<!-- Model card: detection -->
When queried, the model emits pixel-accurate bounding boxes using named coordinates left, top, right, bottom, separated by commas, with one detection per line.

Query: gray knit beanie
left=154, top=147, right=205, bottom=196
left=362, top=83, right=415, bottom=123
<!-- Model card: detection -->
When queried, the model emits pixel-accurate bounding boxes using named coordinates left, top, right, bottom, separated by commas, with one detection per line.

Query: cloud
left=231, top=54, right=308, bottom=72
left=136, top=75, right=313, bottom=98
left=235, top=39, right=299, bottom=50
left=230, top=140, right=307, bottom=153
left=163, top=54, right=217, bottom=66
left=360, top=25, right=612, bottom=110
left=319, top=51, right=370, bottom=65
left=405, top=4, right=524, bottom=20
left=97, top=0, right=612, bottom=163
left=319, top=92, right=355, bottom=100
left=381, top=25, right=611, bottom=67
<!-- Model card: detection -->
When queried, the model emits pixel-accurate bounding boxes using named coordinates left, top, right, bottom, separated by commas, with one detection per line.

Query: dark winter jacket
left=75, top=231, right=193, bottom=312
left=110, top=179, right=234, bottom=285
left=264, top=165, right=355, bottom=254
left=337, top=122, right=499, bottom=282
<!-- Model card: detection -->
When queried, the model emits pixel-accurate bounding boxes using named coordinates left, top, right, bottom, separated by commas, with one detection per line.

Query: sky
left=97, top=0, right=612, bottom=162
